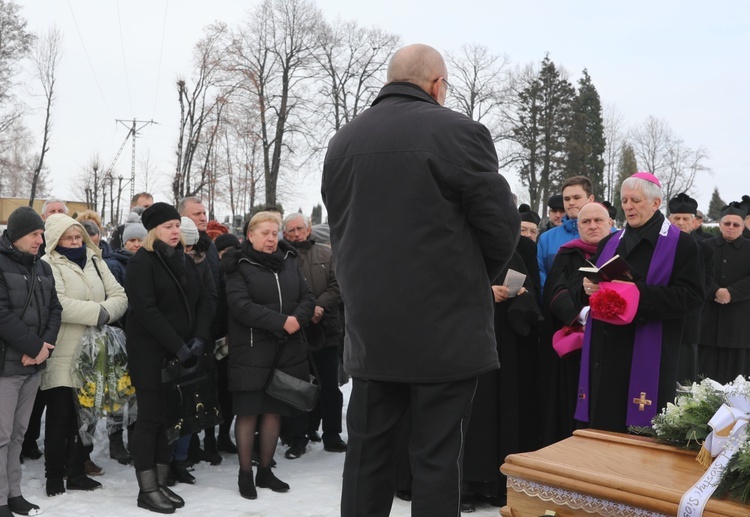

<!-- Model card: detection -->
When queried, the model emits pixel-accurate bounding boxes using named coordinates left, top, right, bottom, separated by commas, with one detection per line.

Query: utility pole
left=114, top=118, right=157, bottom=201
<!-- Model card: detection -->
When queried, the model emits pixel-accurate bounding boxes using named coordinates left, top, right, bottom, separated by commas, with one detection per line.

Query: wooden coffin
left=500, top=429, right=750, bottom=517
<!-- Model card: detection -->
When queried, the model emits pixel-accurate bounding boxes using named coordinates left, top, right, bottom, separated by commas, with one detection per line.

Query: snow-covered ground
left=18, top=383, right=500, bottom=516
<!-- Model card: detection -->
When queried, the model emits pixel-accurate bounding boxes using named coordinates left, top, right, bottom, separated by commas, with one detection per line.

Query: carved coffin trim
left=507, top=476, right=669, bottom=517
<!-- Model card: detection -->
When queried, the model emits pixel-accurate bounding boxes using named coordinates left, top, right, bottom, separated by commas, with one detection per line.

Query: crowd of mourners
left=3, top=178, right=748, bottom=515
left=0, top=193, right=347, bottom=516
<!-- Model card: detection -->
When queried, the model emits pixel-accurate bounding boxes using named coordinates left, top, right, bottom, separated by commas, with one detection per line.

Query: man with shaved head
left=323, top=43, right=519, bottom=517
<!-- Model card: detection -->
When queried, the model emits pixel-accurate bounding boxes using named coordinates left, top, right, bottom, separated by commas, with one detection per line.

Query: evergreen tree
left=707, top=187, right=726, bottom=222
left=613, top=143, right=637, bottom=223
left=311, top=203, right=322, bottom=225
left=565, top=69, right=606, bottom=197
left=513, top=55, right=575, bottom=212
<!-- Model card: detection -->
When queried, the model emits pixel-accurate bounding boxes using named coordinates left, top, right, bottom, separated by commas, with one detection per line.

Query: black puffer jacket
left=0, top=232, right=62, bottom=376
left=223, top=240, right=315, bottom=392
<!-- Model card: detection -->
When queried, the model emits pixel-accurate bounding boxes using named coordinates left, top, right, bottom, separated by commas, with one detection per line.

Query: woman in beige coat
left=41, top=214, right=128, bottom=497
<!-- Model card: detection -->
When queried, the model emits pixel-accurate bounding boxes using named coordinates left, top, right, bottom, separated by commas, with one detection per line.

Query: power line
left=66, top=0, right=115, bottom=118
left=115, top=0, right=134, bottom=114
left=153, top=0, right=169, bottom=120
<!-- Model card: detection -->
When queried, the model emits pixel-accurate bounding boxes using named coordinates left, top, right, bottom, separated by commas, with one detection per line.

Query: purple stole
left=574, top=219, right=680, bottom=427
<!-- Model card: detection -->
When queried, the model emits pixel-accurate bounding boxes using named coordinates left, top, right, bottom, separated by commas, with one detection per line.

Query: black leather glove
left=176, top=343, right=194, bottom=364
left=186, top=337, right=206, bottom=357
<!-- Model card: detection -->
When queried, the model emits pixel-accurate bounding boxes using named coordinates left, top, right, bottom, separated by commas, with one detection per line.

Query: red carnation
left=590, top=288, right=627, bottom=320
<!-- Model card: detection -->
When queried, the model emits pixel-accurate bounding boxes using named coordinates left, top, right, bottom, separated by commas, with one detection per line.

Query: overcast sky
left=19, top=0, right=750, bottom=219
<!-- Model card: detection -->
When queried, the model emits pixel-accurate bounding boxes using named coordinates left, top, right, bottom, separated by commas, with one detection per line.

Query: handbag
left=265, top=334, right=320, bottom=412
left=161, top=353, right=223, bottom=444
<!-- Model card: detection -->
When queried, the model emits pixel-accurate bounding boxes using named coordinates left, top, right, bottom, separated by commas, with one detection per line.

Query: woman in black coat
left=125, top=203, right=212, bottom=514
left=222, top=211, right=315, bottom=500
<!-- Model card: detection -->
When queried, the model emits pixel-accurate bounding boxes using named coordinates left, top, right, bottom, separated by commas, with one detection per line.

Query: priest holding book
left=574, top=172, right=705, bottom=433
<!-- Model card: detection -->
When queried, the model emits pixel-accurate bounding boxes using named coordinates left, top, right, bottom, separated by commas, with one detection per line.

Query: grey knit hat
left=180, top=217, right=199, bottom=246
left=122, top=222, right=147, bottom=243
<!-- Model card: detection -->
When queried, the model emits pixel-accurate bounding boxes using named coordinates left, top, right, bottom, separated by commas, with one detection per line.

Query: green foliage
left=514, top=55, right=575, bottom=212
left=715, top=431, right=750, bottom=504
left=613, top=143, right=637, bottom=223
left=707, top=187, right=726, bottom=222
left=311, top=204, right=322, bottom=225
left=565, top=69, right=606, bottom=198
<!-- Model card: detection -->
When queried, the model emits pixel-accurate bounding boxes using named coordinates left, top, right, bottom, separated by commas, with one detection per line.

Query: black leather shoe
left=395, top=490, right=412, bottom=501
left=323, top=435, right=347, bottom=453
left=46, top=477, right=65, bottom=497
left=170, top=460, right=195, bottom=484
left=67, top=474, right=102, bottom=491
left=284, top=444, right=305, bottom=459
left=307, top=430, right=322, bottom=442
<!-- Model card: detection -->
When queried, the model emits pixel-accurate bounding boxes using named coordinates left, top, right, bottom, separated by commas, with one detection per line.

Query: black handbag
left=161, top=353, right=223, bottom=444
left=265, top=335, right=320, bottom=412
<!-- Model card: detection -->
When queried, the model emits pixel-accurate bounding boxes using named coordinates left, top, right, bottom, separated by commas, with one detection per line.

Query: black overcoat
left=700, top=236, right=750, bottom=351
left=322, top=82, right=520, bottom=383
left=125, top=245, right=212, bottom=389
left=223, top=242, right=315, bottom=393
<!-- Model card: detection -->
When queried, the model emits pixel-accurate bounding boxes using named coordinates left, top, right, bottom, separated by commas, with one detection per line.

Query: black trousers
left=131, top=388, right=172, bottom=471
left=44, top=387, right=87, bottom=479
left=341, top=377, right=477, bottom=517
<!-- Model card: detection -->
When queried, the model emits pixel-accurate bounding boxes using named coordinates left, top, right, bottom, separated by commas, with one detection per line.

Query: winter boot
left=217, top=433, right=237, bottom=453
left=201, top=431, right=222, bottom=465
left=7, top=495, right=41, bottom=516
left=46, top=477, right=65, bottom=497
left=238, top=469, right=257, bottom=500
left=170, top=460, right=195, bottom=484
left=109, top=430, right=132, bottom=465
left=155, top=464, right=185, bottom=508
left=136, top=469, right=175, bottom=514
left=255, top=466, right=289, bottom=492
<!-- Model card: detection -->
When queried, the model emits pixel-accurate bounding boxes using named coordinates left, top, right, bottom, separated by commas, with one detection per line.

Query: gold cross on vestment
left=633, top=392, right=652, bottom=411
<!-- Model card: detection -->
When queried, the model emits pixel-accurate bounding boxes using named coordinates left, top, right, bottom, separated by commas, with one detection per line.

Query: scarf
left=243, top=240, right=285, bottom=272
left=56, top=245, right=87, bottom=269
left=575, top=216, right=680, bottom=427
left=154, top=239, right=188, bottom=288
left=288, top=239, right=313, bottom=252
left=559, top=238, right=598, bottom=258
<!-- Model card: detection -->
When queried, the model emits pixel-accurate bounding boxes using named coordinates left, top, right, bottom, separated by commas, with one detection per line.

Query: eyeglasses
left=721, top=221, right=742, bottom=228
left=434, top=77, right=450, bottom=93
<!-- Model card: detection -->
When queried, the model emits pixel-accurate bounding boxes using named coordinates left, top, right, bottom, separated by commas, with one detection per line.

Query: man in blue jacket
left=323, top=43, right=519, bottom=517
left=537, top=176, right=595, bottom=289
left=0, top=207, right=62, bottom=517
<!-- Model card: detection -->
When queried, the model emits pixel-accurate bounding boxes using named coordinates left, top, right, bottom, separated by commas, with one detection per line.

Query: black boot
left=170, top=460, right=195, bottom=484
left=255, top=466, right=289, bottom=492
left=198, top=431, right=222, bottom=465
left=136, top=469, right=175, bottom=514
left=217, top=433, right=237, bottom=454
left=238, top=469, right=257, bottom=500
left=109, top=430, right=132, bottom=465
left=67, top=474, right=102, bottom=491
left=46, top=477, right=65, bottom=497
left=8, top=495, right=40, bottom=515
left=155, top=464, right=185, bottom=508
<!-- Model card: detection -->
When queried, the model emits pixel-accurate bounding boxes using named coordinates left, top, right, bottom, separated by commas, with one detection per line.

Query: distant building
left=0, top=197, right=90, bottom=230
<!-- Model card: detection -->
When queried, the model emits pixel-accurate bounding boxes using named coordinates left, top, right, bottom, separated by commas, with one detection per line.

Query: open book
left=578, top=254, right=640, bottom=283
left=502, top=269, right=527, bottom=297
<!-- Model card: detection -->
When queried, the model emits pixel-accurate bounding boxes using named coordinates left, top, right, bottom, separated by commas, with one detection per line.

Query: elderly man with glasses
left=699, top=202, right=750, bottom=383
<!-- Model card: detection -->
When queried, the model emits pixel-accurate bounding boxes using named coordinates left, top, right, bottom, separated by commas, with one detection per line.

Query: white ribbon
left=678, top=395, right=750, bottom=516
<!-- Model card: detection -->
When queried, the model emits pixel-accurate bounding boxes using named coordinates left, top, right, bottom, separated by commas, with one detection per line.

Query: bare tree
left=602, top=103, right=625, bottom=201
left=629, top=115, right=710, bottom=205
left=0, top=0, right=34, bottom=152
left=445, top=43, right=512, bottom=142
left=228, top=0, right=323, bottom=207
left=313, top=19, right=399, bottom=141
left=72, top=154, right=103, bottom=211
left=173, top=23, right=233, bottom=203
left=28, top=25, right=62, bottom=206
